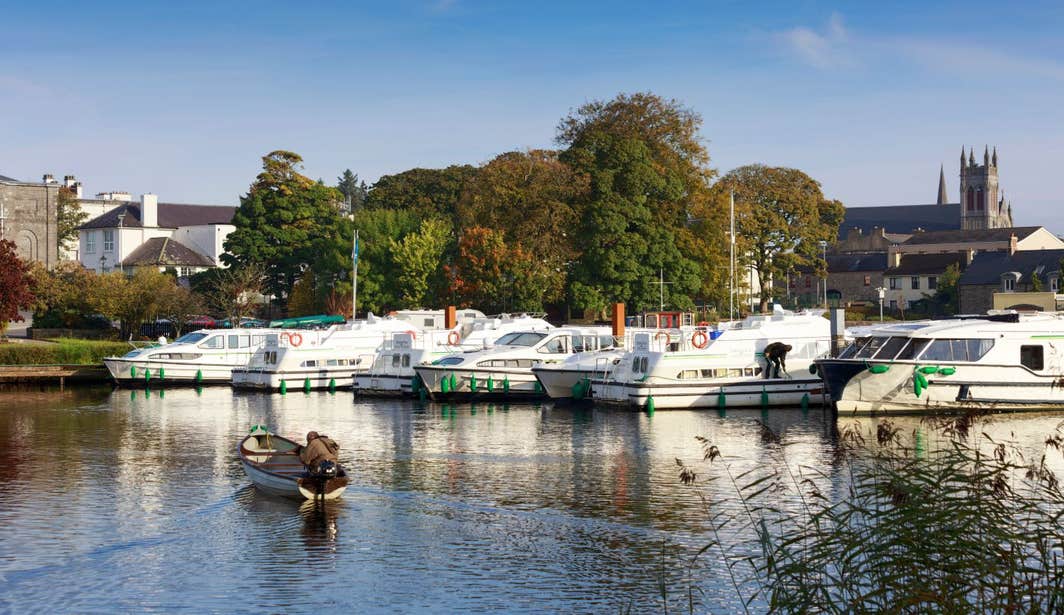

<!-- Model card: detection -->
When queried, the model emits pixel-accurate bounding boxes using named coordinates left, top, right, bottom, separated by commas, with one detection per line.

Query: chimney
left=141, top=193, right=158, bottom=227
left=63, top=175, right=75, bottom=188
left=1009, top=234, right=1018, bottom=255
left=42, top=173, right=56, bottom=184
left=73, top=182, right=83, bottom=198
left=965, top=249, right=975, bottom=265
left=889, top=249, right=902, bottom=269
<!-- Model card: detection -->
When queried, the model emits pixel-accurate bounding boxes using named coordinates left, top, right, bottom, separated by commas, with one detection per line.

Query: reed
left=675, top=413, right=1064, bottom=613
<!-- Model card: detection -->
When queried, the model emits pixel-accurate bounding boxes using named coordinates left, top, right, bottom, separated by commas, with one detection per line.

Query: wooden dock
left=0, top=365, right=111, bottom=388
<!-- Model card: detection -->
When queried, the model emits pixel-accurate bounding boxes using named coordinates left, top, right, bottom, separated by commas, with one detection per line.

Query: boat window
left=600, top=335, right=616, bottom=349
left=176, top=332, right=208, bottom=344
left=264, top=351, right=277, bottom=365
left=327, top=359, right=339, bottom=366
left=402, top=354, right=410, bottom=367
left=1021, top=345, right=1044, bottom=371
left=228, top=335, right=252, bottom=349
left=894, top=338, right=930, bottom=361
left=701, top=369, right=715, bottom=378
left=302, top=360, right=317, bottom=367
left=838, top=337, right=869, bottom=359
left=728, top=368, right=743, bottom=377
left=148, top=353, right=202, bottom=360
left=538, top=336, right=569, bottom=354
left=754, top=367, right=762, bottom=376
left=392, top=354, right=401, bottom=367
left=854, top=337, right=888, bottom=359
left=919, top=339, right=995, bottom=362
left=743, top=368, right=755, bottom=377
left=495, top=332, right=547, bottom=346
left=872, top=337, right=909, bottom=360
left=436, top=357, right=464, bottom=366
left=684, top=369, right=699, bottom=379
left=198, top=336, right=224, bottom=349
left=251, top=335, right=266, bottom=346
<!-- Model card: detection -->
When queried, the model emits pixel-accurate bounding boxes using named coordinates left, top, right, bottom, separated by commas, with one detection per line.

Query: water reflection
left=0, top=388, right=1060, bottom=612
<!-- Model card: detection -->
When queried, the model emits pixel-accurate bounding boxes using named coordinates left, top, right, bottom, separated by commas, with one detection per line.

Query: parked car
left=188, top=315, right=218, bottom=329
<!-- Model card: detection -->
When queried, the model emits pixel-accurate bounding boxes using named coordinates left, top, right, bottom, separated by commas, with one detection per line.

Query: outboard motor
left=312, top=460, right=338, bottom=480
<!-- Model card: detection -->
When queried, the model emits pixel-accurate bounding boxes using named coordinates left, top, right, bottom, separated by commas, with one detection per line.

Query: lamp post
left=819, top=240, right=828, bottom=309
left=876, top=287, right=886, bottom=321
left=99, top=254, right=107, bottom=273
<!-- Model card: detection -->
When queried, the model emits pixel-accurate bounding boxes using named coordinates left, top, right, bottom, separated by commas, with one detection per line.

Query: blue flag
left=352, top=233, right=359, bottom=266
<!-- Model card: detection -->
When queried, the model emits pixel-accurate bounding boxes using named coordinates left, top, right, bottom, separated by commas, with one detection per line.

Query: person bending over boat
left=763, top=342, right=792, bottom=379
left=299, top=431, right=340, bottom=474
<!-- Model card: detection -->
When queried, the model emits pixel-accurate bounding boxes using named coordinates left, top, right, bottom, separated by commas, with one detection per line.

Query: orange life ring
left=289, top=333, right=303, bottom=347
left=697, top=321, right=710, bottom=328
left=654, top=331, right=671, bottom=345
left=691, top=330, right=709, bottom=349
left=447, top=330, right=461, bottom=345
left=405, top=329, right=417, bottom=339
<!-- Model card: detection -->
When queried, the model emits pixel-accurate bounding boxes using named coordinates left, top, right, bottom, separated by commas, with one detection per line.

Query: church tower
left=960, top=145, right=1007, bottom=230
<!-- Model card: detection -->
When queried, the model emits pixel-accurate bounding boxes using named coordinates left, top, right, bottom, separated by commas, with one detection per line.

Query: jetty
left=0, top=364, right=111, bottom=388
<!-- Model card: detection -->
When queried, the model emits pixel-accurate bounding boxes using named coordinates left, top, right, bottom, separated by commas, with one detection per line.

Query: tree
left=336, top=169, right=367, bottom=213
left=156, top=285, right=203, bottom=337
left=57, top=187, right=88, bottom=251
left=28, top=261, right=98, bottom=328
left=364, top=165, right=478, bottom=220
left=456, top=150, right=587, bottom=305
left=87, top=268, right=177, bottom=339
left=348, top=207, right=420, bottom=314
left=933, top=263, right=961, bottom=316
left=287, top=271, right=318, bottom=317
left=1031, top=268, right=1044, bottom=292
left=557, top=93, right=713, bottom=314
left=716, top=164, right=845, bottom=313
left=199, top=264, right=267, bottom=326
left=390, top=218, right=452, bottom=307
left=447, top=226, right=512, bottom=312
left=222, top=151, right=350, bottom=303
left=0, top=240, right=35, bottom=336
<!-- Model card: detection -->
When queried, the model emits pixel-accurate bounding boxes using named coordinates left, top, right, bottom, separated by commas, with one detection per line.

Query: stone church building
left=0, top=173, right=60, bottom=267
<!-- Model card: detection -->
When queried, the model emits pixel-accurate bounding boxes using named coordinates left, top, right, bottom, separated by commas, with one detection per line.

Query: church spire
left=960, top=146, right=966, bottom=172
left=937, top=164, right=949, bottom=205
left=969, top=148, right=975, bottom=167
left=992, top=146, right=998, bottom=167
left=984, top=145, right=990, bottom=166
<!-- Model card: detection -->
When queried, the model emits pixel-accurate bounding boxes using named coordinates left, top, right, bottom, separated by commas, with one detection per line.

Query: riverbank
left=0, top=338, right=130, bottom=365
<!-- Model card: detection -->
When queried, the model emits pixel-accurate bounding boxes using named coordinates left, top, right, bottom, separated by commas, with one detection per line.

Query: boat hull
left=532, top=367, right=601, bottom=401
left=353, top=373, right=416, bottom=397
left=818, top=358, right=1064, bottom=415
left=238, top=434, right=348, bottom=500
left=104, top=358, right=235, bottom=386
left=413, top=365, right=545, bottom=401
left=232, top=368, right=358, bottom=391
left=593, top=376, right=824, bottom=410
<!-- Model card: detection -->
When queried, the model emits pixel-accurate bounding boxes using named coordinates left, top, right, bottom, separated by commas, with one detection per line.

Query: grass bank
left=0, top=338, right=133, bottom=365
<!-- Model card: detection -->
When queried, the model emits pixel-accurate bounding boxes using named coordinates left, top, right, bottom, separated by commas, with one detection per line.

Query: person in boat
left=763, top=342, right=792, bottom=379
left=299, top=431, right=340, bottom=475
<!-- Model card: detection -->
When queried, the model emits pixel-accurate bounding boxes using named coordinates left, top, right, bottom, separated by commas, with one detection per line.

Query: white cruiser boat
left=232, top=314, right=427, bottom=392
left=104, top=328, right=278, bottom=385
left=354, top=314, right=553, bottom=396
left=816, top=312, right=1064, bottom=415
left=413, top=326, right=615, bottom=401
left=592, top=308, right=832, bottom=410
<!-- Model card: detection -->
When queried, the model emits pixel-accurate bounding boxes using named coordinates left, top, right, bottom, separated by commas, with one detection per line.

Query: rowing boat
left=238, top=431, right=349, bottom=500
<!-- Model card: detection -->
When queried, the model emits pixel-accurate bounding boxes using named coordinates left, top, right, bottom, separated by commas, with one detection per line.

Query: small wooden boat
left=238, top=431, right=349, bottom=500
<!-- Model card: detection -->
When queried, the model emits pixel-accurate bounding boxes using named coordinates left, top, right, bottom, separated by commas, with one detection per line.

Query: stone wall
left=959, top=284, right=995, bottom=315
left=830, top=271, right=883, bottom=305
left=0, top=180, right=59, bottom=267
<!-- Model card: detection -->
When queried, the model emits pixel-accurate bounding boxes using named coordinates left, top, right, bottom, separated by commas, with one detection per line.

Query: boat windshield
left=495, top=332, right=547, bottom=346
left=175, top=332, right=208, bottom=344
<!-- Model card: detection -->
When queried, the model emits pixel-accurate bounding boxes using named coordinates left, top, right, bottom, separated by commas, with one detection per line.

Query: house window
left=1052, top=277, right=1060, bottom=293
left=863, top=275, right=871, bottom=286
left=889, top=277, right=900, bottom=290
left=1004, top=278, right=1015, bottom=291
left=103, top=229, right=115, bottom=252
left=928, top=276, right=938, bottom=290
left=911, top=276, right=919, bottom=290
left=85, top=232, right=96, bottom=254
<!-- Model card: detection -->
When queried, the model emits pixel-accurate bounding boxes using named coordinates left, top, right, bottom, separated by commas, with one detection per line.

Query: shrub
left=0, top=338, right=133, bottom=365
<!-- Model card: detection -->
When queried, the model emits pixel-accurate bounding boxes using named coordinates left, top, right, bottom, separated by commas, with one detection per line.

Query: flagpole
left=729, top=191, right=735, bottom=321
left=352, top=229, right=359, bottom=320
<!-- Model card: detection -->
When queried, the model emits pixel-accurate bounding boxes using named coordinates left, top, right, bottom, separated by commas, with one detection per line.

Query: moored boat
left=238, top=430, right=349, bottom=500
left=104, top=328, right=279, bottom=386
left=816, top=311, right=1064, bottom=415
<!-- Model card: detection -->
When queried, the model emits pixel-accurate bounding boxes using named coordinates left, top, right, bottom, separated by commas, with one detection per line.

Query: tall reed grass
left=675, top=413, right=1064, bottom=613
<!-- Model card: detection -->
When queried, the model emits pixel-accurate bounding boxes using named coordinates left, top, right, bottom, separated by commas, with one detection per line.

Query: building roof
left=959, top=249, right=1064, bottom=286
left=828, top=253, right=888, bottom=273
left=79, top=202, right=236, bottom=230
left=902, top=226, right=1041, bottom=246
left=120, top=237, right=215, bottom=268
left=886, top=252, right=968, bottom=276
left=840, top=203, right=960, bottom=236
left=0, top=173, right=20, bottom=182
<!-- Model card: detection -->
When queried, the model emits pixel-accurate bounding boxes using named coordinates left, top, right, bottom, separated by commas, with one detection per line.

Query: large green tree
left=336, top=169, right=367, bottom=213
left=390, top=218, right=452, bottom=307
left=222, top=151, right=350, bottom=303
left=716, top=164, right=845, bottom=313
left=349, top=207, right=421, bottom=314
left=456, top=149, right=587, bottom=306
left=57, top=186, right=88, bottom=251
left=364, top=165, right=478, bottom=220
left=557, top=92, right=714, bottom=314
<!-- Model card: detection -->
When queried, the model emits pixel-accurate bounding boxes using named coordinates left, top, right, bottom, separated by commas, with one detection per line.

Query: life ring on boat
left=405, top=329, right=417, bottom=340
left=447, top=330, right=461, bottom=345
left=289, top=333, right=303, bottom=347
left=691, top=330, right=709, bottom=349
left=655, top=331, right=671, bottom=345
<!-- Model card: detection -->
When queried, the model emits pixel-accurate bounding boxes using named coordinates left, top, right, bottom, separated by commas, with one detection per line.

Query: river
left=0, top=388, right=1061, bottom=613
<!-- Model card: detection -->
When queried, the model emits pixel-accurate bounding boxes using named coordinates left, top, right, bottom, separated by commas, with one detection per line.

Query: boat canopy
left=268, top=314, right=346, bottom=329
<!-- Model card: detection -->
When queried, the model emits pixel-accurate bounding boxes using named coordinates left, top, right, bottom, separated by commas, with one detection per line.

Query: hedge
left=0, top=338, right=135, bottom=365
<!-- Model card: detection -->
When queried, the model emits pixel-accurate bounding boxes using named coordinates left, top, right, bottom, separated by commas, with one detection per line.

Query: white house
left=77, top=193, right=236, bottom=276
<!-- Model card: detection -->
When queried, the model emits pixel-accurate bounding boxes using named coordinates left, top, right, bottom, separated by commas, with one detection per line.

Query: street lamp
left=819, top=240, right=828, bottom=309
left=876, top=287, right=886, bottom=321
left=99, top=254, right=107, bottom=273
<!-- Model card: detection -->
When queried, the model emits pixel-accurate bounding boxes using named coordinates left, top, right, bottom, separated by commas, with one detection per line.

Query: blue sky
left=2, top=1, right=1063, bottom=231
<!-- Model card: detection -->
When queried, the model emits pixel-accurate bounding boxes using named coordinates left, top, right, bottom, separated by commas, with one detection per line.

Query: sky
left=2, top=1, right=1063, bottom=231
